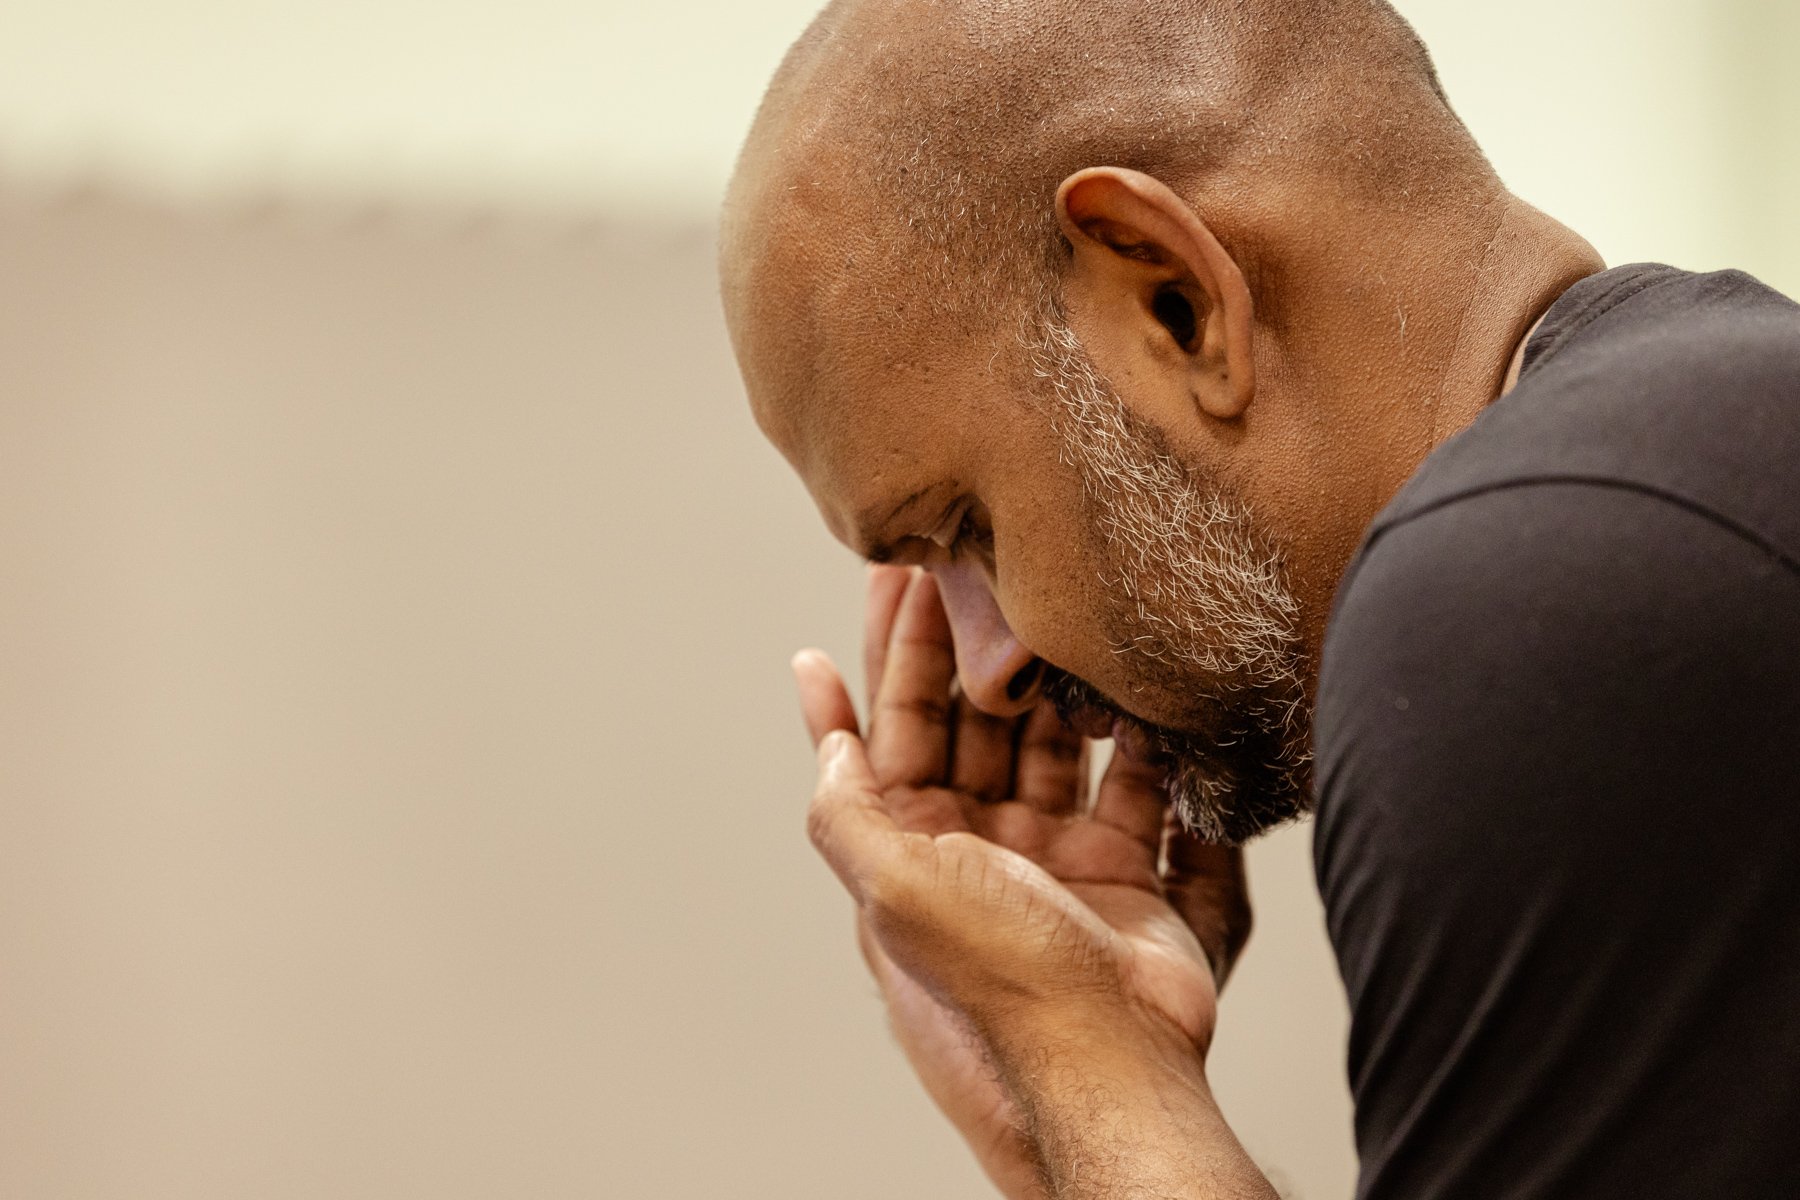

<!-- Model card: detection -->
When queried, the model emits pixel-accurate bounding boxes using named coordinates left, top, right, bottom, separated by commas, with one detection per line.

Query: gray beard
left=1025, top=315, right=1314, bottom=845
left=1039, top=666, right=1310, bottom=846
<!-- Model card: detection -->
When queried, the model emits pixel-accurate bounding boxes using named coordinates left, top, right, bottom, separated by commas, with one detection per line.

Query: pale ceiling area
left=1, top=0, right=1796, bottom=288
left=0, top=0, right=832, bottom=214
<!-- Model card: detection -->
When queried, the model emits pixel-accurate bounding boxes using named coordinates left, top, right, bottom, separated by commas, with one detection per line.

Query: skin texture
left=719, top=0, right=1606, bottom=1194
left=796, top=569, right=1261, bottom=1198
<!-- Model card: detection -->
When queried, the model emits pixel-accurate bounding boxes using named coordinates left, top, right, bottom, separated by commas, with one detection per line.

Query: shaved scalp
left=723, top=0, right=1590, bottom=842
left=723, top=0, right=1492, bottom=336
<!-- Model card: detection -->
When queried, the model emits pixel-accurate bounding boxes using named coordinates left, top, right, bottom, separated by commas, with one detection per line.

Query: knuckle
left=862, top=840, right=930, bottom=919
left=1021, top=730, right=1081, bottom=761
left=860, top=870, right=914, bottom=928
left=880, top=694, right=951, bottom=725
left=804, top=792, right=836, bottom=850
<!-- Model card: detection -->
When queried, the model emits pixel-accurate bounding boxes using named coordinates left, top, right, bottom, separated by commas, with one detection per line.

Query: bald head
left=720, top=0, right=1603, bottom=842
left=723, top=0, right=1489, bottom=343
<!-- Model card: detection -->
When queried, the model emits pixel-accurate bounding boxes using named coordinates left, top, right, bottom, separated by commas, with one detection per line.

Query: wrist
left=975, top=1002, right=1273, bottom=1200
left=983, top=997, right=1215, bottom=1147
left=981, top=991, right=1208, bottom=1096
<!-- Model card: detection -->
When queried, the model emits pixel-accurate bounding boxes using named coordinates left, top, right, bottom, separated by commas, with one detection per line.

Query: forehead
left=723, top=174, right=1038, bottom=543
left=759, top=333, right=1005, bottom=545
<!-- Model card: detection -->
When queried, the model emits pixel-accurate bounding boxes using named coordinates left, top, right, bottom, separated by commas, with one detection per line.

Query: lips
left=1063, top=703, right=1118, bottom=739
left=1041, top=666, right=1174, bottom=764
left=1043, top=667, right=1132, bottom=739
left=1046, top=695, right=1170, bottom=770
left=1110, top=716, right=1167, bottom=764
left=1059, top=700, right=1159, bottom=756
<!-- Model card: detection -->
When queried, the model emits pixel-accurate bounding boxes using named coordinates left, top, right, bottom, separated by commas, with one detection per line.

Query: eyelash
left=945, top=507, right=993, bottom=561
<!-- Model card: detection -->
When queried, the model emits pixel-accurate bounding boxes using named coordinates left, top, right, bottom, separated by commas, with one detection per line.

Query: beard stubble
left=1024, top=315, right=1314, bottom=845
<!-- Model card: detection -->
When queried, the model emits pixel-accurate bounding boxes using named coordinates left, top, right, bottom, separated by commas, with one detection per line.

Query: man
left=719, top=0, right=1800, bottom=1195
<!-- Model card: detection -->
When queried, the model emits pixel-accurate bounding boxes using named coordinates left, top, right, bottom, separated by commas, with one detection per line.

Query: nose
left=931, top=562, right=1044, bottom=717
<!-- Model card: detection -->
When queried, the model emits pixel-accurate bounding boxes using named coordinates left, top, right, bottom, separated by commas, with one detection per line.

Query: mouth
left=1041, top=668, right=1172, bottom=762
left=1063, top=703, right=1117, bottom=740
left=1036, top=659, right=1315, bottom=846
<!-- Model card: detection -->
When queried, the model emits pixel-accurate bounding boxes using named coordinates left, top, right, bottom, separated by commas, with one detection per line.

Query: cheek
left=1002, top=496, right=1214, bottom=723
left=990, top=490, right=1119, bottom=679
left=979, top=422, right=1176, bottom=705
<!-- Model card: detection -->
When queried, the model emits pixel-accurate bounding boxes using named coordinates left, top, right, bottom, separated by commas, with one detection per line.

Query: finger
left=1011, top=702, right=1086, bottom=815
left=1090, top=738, right=1167, bottom=853
left=866, top=572, right=957, bottom=787
left=1163, top=823, right=1252, bottom=986
left=969, top=799, right=1053, bottom=859
left=862, top=564, right=913, bottom=710
left=806, top=729, right=902, bottom=905
left=792, top=648, right=860, bottom=747
left=949, top=693, right=1018, bottom=802
left=800, top=651, right=968, bottom=838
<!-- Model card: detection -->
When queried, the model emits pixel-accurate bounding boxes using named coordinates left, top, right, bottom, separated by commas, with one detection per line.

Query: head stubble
left=1023, top=312, right=1314, bottom=845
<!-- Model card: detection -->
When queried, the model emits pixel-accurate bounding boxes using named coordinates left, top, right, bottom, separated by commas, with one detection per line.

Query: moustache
left=1038, top=665, right=1177, bottom=765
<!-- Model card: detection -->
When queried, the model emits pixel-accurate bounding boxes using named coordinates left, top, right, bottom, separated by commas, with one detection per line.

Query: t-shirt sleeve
left=1313, top=481, right=1800, bottom=1200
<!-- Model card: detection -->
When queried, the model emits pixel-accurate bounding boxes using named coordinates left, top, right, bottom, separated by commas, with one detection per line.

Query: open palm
left=795, top=568, right=1250, bottom=1199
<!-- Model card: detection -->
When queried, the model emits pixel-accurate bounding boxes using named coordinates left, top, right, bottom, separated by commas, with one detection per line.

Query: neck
left=1424, top=193, right=1605, bottom=449
left=1285, top=194, right=1603, bottom=664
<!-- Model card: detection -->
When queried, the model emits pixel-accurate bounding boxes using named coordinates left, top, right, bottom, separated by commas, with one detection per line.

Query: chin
left=1041, top=666, right=1312, bottom=846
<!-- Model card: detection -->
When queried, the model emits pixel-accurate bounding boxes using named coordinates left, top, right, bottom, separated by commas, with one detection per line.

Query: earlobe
left=1054, top=167, right=1256, bottom=421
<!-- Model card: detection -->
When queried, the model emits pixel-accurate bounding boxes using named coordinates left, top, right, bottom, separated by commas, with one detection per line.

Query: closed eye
left=946, top=506, right=994, bottom=562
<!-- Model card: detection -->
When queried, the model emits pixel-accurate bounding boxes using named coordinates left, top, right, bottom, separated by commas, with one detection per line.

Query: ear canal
left=1151, top=288, right=1199, bottom=350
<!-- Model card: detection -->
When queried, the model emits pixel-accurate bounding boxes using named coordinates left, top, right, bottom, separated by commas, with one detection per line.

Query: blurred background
left=1, top=2, right=1795, bottom=1197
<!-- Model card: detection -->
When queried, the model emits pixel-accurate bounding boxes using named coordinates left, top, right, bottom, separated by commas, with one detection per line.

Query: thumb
left=806, top=729, right=900, bottom=904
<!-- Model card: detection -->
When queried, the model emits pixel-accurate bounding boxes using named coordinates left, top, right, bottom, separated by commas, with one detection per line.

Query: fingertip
left=791, top=647, right=830, bottom=675
left=894, top=567, right=951, bottom=640
left=792, top=647, right=847, bottom=699
left=865, top=563, right=913, bottom=598
left=793, top=649, right=860, bottom=749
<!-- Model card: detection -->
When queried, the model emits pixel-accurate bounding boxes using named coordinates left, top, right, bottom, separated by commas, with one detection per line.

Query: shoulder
left=1313, top=265, right=1800, bottom=900
left=1514, top=265, right=1800, bottom=438
left=1315, top=478, right=1800, bottom=877
left=1526, top=264, right=1800, bottom=384
left=1312, top=477, right=1800, bottom=1197
left=1374, top=265, right=1800, bottom=563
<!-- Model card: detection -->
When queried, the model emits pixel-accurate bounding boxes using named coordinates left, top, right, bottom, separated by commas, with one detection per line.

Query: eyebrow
left=858, top=487, right=932, bottom=563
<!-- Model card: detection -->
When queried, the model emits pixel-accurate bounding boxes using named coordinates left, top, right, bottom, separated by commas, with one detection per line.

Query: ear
left=1054, top=167, right=1255, bottom=420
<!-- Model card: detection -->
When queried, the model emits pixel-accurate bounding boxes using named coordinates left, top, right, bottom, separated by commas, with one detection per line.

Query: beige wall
left=0, top=187, right=1354, bottom=1199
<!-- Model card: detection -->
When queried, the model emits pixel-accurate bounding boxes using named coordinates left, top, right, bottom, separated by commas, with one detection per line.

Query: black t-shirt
left=1314, top=264, right=1800, bottom=1198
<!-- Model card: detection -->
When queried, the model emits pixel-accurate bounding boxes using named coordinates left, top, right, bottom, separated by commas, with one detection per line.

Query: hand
left=793, top=567, right=1253, bottom=1198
